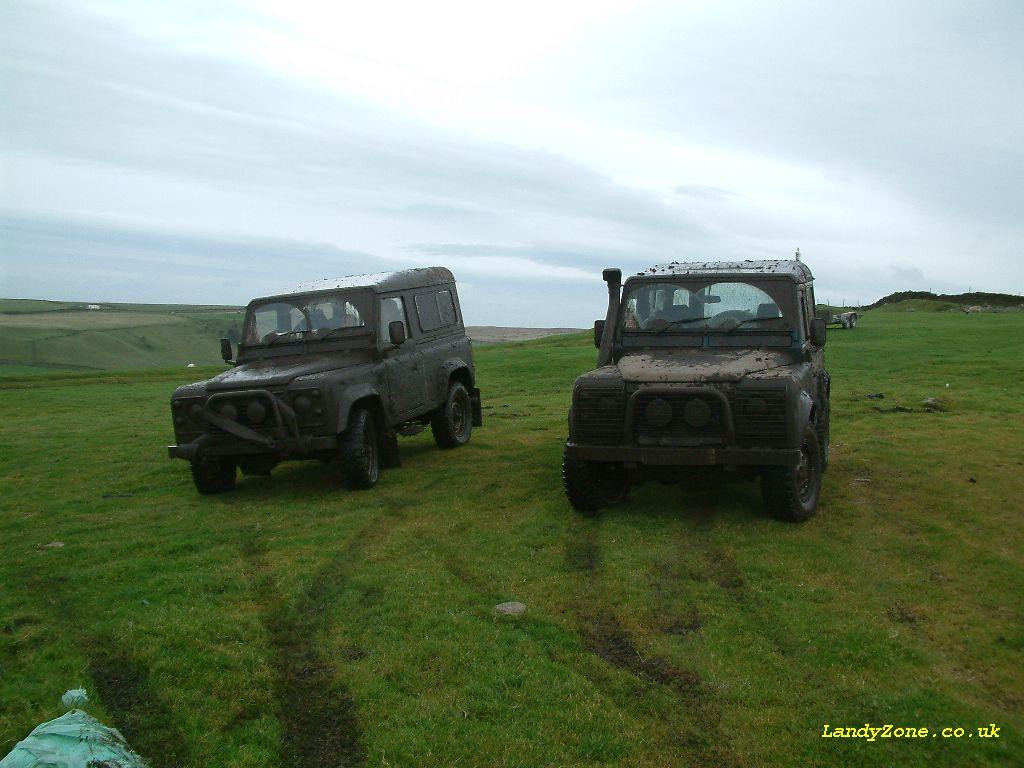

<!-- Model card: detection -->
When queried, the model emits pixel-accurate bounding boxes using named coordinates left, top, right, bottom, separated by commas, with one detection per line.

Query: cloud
left=1, top=0, right=1022, bottom=326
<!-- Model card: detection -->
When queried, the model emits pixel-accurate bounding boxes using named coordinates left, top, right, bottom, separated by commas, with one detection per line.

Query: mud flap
left=381, top=429, right=401, bottom=468
left=470, top=387, right=483, bottom=426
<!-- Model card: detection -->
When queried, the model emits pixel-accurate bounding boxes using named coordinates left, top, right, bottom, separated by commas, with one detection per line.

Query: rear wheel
left=431, top=382, right=472, bottom=448
left=762, top=426, right=822, bottom=522
left=338, top=408, right=380, bottom=489
left=562, top=443, right=628, bottom=514
left=190, top=455, right=236, bottom=495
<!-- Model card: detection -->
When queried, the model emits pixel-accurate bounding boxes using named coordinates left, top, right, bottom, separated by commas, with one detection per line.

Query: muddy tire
left=562, top=443, right=628, bottom=514
left=762, top=426, right=822, bottom=522
left=190, top=455, right=236, bottom=495
left=338, top=407, right=380, bottom=489
left=431, top=382, right=472, bottom=449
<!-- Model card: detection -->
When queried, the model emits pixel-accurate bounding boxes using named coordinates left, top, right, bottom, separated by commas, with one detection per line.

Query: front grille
left=574, top=389, right=624, bottom=445
left=631, top=390, right=727, bottom=446
left=732, top=389, right=788, bottom=446
left=208, top=389, right=287, bottom=434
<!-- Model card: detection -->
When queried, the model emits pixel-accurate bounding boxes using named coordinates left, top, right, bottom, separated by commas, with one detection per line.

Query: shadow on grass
left=215, top=440, right=440, bottom=502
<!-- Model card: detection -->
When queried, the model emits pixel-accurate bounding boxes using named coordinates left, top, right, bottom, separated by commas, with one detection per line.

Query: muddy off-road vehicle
left=168, top=268, right=482, bottom=494
left=563, top=260, right=830, bottom=521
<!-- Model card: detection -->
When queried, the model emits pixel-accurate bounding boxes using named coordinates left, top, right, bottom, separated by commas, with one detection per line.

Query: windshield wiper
left=266, top=330, right=305, bottom=346
left=722, top=318, right=784, bottom=334
left=654, top=316, right=708, bottom=335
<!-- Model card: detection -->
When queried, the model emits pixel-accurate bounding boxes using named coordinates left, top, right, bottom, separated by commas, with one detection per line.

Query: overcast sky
left=2, top=0, right=1021, bottom=325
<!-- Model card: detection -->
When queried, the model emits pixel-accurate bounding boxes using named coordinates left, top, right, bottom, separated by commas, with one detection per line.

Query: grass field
left=0, top=299, right=245, bottom=375
left=1, top=310, right=1021, bottom=767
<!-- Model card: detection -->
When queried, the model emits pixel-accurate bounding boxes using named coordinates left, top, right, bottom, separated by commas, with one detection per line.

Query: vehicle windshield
left=621, top=280, right=795, bottom=333
left=243, top=292, right=372, bottom=346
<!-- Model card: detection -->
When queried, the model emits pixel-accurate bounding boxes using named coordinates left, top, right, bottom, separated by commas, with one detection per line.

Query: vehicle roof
left=255, top=267, right=456, bottom=302
left=630, top=259, right=813, bottom=282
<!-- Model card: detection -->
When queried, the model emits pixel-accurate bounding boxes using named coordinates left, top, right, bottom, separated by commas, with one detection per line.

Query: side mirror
left=388, top=320, right=407, bottom=346
left=220, top=338, right=233, bottom=363
left=593, top=319, right=605, bottom=348
left=810, top=318, right=827, bottom=347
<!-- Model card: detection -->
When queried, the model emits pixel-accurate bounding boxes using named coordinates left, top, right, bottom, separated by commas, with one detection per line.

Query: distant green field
left=0, top=298, right=244, bottom=374
left=1, top=311, right=1021, bottom=767
left=872, top=299, right=963, bottom=313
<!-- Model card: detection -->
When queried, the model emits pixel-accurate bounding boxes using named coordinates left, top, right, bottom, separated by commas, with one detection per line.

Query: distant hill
left=863, top=290, right=1024, bottom=311
left=0, top=299, right=245, bottom=375
left=0, top=298, right=584, bottom=375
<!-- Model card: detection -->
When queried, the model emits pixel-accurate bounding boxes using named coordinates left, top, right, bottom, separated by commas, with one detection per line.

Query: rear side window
left=415, top=293, right=441, bottom=332
left=437, top=289, right=457, bottom=326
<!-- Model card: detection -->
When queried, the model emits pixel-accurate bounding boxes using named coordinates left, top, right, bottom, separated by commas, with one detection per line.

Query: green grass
left=0, top=299, right=244, bottom=374
left=1, top=311, right=1021, bottom=767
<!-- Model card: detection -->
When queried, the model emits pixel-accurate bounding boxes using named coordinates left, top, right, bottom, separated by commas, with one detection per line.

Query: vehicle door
left=380, top=295, right=426, bottom=417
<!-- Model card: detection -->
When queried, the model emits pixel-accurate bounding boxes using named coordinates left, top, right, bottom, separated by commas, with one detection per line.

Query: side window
left=799, top=289, right=813, bottom=335
left=379, top=296, right=409, bottom=342
left=415, top=293, right=441, bottom=332
left=437, top=289, right=457, bottom=326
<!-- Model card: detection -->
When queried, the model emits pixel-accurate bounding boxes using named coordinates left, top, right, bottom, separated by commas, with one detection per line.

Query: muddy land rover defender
left=563, top=260, right=829, bottom=521
left=168, top=268, right=482, bottom=494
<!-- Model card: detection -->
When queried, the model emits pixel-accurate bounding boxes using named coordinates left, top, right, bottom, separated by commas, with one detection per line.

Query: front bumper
left=169, top=388, right=330, bottom=461
left=564, top=441, right=799, bottom=468
left=168, top=433, right=337, bottom=461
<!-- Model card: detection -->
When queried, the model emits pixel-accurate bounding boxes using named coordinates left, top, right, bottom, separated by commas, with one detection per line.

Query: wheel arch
left=337, top=384, right=385, bottom=433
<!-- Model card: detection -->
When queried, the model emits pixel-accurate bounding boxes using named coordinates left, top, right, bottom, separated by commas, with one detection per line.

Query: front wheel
left=338, top=408, right=380, bottom=489
left=562, top=443, right=628, bottom=514
left=761, top=426, right=822, bottom=522
left=190, top=455, right=236, bottom=495
left=431, top=382, right=472, bottom=448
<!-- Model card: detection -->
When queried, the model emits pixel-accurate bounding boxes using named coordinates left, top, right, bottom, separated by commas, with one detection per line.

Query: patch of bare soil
left=579, top=611, right=702, bottom=695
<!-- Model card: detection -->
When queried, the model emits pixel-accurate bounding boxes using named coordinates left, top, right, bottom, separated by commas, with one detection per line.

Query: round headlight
left=293, top=395, right=312, bottom=414
left=246, top=400, right=267, bottom=423
left=188, top=403, right=205, bottom=422
left=683, top=398, right=712, bottom=428
left=219, top=403, right=238, bottom=421
left=645, top=397, right=673, bottom=427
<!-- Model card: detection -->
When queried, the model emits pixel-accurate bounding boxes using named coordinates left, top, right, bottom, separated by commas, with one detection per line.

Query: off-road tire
left=431, top=382, right=472, bottom=449
left=338, top=408, right=380, bottom=489
left=190, top=455, right=236, bottom=495
left=762, top=426, right=822, bottom=522
left=562, top=443, right=628, bottom=514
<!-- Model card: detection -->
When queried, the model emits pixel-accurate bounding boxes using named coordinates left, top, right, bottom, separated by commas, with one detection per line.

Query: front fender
left=795, top=390, right=814, bottom=436
left=336, top=383, right=381, bottom=433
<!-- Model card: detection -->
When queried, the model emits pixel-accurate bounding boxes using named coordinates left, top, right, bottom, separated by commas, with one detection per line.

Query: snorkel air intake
left=597, top=267, right=622, bottom=367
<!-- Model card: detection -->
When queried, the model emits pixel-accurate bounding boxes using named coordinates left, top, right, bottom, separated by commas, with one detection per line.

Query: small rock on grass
left=921, top=397, right=949, bottom=412
left=40, top=541, right=64, bottom=549
left=495, top=601, right=526, bottom=616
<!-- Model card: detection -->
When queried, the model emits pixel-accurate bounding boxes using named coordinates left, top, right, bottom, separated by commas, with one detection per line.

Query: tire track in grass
left=240, top=529, right=365, bottom=768
left=705, top=546, right=798, bottom=657
left=25, top=572, right=193, bottom=768
left=563, top=516, right=736, bottom=766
